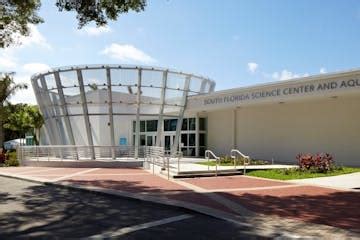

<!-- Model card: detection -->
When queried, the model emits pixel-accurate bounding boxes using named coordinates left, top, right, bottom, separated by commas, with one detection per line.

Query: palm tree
left=0, top=73, right=28, bottom=147
left=28, top=105, right=44, bottom=145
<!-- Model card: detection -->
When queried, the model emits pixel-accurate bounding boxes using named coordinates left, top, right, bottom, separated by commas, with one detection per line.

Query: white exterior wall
left=207, top=95, right=360, bottom=166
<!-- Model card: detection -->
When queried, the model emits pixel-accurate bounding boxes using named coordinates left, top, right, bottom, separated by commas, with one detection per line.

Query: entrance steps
left=158, top=162, right=298, bottom=179
left=161, top=168, right=245, bottom=178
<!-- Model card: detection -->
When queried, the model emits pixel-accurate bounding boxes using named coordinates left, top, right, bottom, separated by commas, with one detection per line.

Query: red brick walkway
left=182, top=175, right=360, bottom=231
left=0, top=167, right=359, bottom=232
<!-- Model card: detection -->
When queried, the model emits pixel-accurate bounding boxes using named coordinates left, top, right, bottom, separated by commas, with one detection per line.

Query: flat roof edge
left=191, top=68, right=360, bottom=98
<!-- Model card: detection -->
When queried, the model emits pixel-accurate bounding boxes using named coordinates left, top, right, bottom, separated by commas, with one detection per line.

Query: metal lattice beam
left=106, top=67, right=116, bottom=159
left=77, top=69, right=96, bottom=159
left=134, top=68, right=142, bottom=158
left=156, top=70, right=168, bottom=147
left=171, top=75, right=191, bottom=155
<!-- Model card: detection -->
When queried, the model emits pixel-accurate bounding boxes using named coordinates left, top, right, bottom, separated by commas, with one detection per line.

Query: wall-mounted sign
left=204, top=78, right=360, bottom=106
left=119, top=137, right=127, bottom=145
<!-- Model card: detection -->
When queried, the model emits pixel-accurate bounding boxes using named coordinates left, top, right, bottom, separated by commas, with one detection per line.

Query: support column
left=156, top=71, right=168, bottom=147
left=54, top=72, right=77, bottom=146
left=233, top=109, right=237, bottom=150
left=171, top=75, right=191, bottom=155
left=134, top=69, right=142, bottom=159
left=32, top=78, right=56, bottom=146
left=195, top=114, right=199, bottom=157
left=77, top=69, right=96, bottom=160
left=39, top=76, right=63, bottom=147
left=106, top=68, right=116, bottom=159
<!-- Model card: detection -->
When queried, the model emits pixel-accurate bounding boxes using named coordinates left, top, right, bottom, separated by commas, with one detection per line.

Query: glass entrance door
left=146, top=135, right=156, bottom=146
left=164, top=134, right=176, bottom=152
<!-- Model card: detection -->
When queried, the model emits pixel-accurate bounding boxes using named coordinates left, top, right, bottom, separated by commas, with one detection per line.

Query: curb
left=0, top=171, right=358, bottom=238
left=0, top=172, right=249, bottom=227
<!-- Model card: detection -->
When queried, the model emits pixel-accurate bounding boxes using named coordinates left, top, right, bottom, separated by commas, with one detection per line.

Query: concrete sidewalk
left=0, top=166, right=359, bottom=238
left=288, top=172, right=360, bottom=190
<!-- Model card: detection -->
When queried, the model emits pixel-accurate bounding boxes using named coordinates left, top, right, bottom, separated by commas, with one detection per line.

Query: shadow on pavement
left=220, top=190, right=360, bottom=232
left=63, top=179, right=234, bottom=212
left=0, top=183, right=189, bottom=239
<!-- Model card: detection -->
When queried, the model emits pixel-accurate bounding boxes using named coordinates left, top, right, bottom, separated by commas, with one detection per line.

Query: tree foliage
left=0, top=73, right=28, bottom=105
left=56, top=0, right=147, bottom=28
left=3, top=104, right=44, bottom=144
left=0, top=0, right=44, bottom=48
left=1, top=0, right=147, bottom=48
left=0, top=73, right=28, bottom=146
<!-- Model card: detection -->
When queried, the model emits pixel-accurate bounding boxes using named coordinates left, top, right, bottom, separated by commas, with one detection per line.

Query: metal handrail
left=205, top=150, right=220, bottom=176
left=230, top=149, right=250, bottom=175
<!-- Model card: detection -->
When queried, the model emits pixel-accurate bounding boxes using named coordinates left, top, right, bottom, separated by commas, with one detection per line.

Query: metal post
left=167, top=157, right=170, bottom=180
left=106, top=68, right=116, bottom=159
left=38, top=76, right=62, bottom=146
left=171, top=75, right=191, bottom=155
left=134, top=69, right=142, bottom=158
left=31, top=80, right=54, bottom=146
left=77, top=69, right=96, bottom=160
left=54, top=72, right=78, bottom=158
left=156, top=70, right=168, bottom=147
left=134, top=69, right=142, bottom=159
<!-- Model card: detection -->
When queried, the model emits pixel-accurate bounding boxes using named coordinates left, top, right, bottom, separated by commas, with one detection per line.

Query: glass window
left=188, top=148, right=196, bottom=156
left=181, top=148, right=188, bottom=156
left=189, top=118, right=196, bottom=130
left=189, top=133, right=196, bottom=146
left=140, top=121, right=145, bottom=132
left=146, top=136, right=153, bottom=146
left=146, top=120, right=158, bottom=132
left=181, top=118, right=188, bottom=131
left=164, top=119, right=177, bottom=131
left=199, top=133, right=206, bottom=146
left=140, top=135, right=146, bottom=146
left=165, top=135, right=171, bottom=150
left=199, top=118, right=206, bottom=131
left=199, top=147, right=206, bottom=157
left=133, top=121, right=146, bottom=132
left=181, top=134, right=188, bottom=146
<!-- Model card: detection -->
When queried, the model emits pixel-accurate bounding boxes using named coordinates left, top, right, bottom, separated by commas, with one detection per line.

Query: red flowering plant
left=0, top=148, right=8, bottom=164
left=296, top=153, right=333, bottom=173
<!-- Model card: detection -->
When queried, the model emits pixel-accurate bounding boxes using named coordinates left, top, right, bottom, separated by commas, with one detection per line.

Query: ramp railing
left=230, top=149, right=250, bottom=175
left=205, top=150, right=220, bottom=176
left=17, top=145, right=162, bottom=162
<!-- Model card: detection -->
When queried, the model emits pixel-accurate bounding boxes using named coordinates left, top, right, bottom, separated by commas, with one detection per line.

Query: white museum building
left=32, top=65, right=360, bottom=166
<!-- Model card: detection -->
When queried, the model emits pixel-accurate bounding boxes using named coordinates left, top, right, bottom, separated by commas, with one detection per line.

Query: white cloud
left=80, top=25, right=112, bottom=36
left=8, top=74, right=37, bottom=104
left=13, top=24, right=52, bottom=50
left=0, top=53, right=17, bottom=70
left=0, top=25, right=51, bottom=72
left=23, top=63, right=51, bottom=74
left=100, top=43, right=156, bottom=63
left=272, top=69, right=309, bottom=81
left=247, top=62, right=258, bottom=73
left=6, top=62, right=51, bottom=104
left=320, top=67, right=327, bottom=74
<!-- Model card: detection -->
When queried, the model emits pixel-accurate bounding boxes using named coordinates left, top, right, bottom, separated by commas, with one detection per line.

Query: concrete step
left=161, top=168, right=245, bottom=178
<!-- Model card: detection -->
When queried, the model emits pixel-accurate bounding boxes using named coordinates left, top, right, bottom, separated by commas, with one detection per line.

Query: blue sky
left=1, top=0, right=359, bottom=104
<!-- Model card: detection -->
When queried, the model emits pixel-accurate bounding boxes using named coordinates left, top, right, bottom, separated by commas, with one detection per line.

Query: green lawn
left=247, top=167, right=360, bottom=180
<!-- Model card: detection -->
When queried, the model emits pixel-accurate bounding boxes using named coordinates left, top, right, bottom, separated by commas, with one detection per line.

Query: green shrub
left=219, top=155, right=269, bottom=165
left=4, top=152, right=19, bottom=167
left=4, top=158, right=19, bottom=167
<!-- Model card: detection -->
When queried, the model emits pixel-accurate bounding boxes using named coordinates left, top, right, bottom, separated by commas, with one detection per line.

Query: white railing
left=17, top=145, right=164, bottom=162
left=230, top=149, right=250, bottom=175
left=205, top=150, right=220, bottom=176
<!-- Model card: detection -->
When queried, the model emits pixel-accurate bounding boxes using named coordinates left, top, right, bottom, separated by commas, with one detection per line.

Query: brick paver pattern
left=0, top=167, right=359, bottom=232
